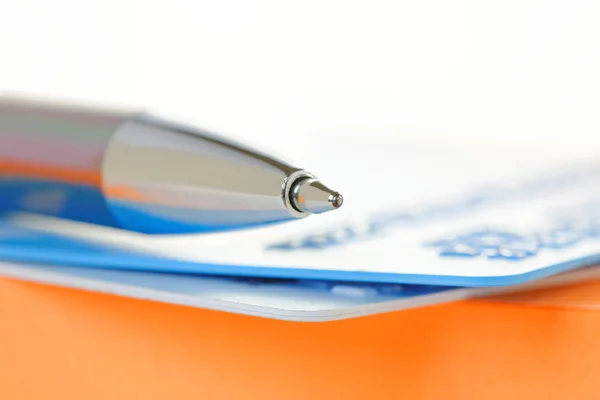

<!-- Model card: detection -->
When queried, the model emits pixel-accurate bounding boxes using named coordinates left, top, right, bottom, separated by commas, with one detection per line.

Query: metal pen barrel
left=0, top=95, right=342, bottom=234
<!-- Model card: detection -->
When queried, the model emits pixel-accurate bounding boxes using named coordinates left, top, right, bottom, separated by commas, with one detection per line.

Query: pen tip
left=290, top=178, right=343, bottom=215
left=331, top=193, right=344, bottom=209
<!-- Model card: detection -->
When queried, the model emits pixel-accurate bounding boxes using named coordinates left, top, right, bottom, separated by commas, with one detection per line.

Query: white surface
left=3, top=1, right=600, bottom=301
left=1, top=0, right=600, bottom=161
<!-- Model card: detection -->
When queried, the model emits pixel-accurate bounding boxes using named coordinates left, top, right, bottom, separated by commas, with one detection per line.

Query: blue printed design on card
left=424, top=230, right=540, bottom=260
left=424, top=217, right=600, bottom=261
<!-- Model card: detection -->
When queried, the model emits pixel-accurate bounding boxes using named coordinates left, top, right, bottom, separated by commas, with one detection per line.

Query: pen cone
left=290, top=178, right=343, bottom=214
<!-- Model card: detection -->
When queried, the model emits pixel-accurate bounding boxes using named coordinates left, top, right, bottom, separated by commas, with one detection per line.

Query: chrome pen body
left=0, top=95, right=342, bottom=234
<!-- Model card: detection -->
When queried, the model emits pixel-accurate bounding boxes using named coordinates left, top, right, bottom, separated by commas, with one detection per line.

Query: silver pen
left=0, top=94, right=343, bottom=234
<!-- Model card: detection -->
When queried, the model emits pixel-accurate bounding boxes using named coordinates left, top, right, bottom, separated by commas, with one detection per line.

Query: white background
left=1, top=0, right=600, bottom=168
left=4, top=0, right=600, bottom=287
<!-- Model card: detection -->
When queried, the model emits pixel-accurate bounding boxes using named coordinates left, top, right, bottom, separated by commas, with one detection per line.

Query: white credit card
left=8, top=137, right=600, bottom=286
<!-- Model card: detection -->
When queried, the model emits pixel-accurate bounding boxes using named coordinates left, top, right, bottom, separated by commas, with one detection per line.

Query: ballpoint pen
left=0, top=94, right=343, bottom=234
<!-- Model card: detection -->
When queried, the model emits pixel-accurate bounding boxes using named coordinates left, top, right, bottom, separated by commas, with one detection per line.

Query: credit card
left=2, top=220, right=600, bottom=321
left=7, top=137, right=600, bottom=286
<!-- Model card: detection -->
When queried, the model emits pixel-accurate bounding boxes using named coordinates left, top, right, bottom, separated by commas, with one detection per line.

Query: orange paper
left=1, top=276, right=600, bottom=400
